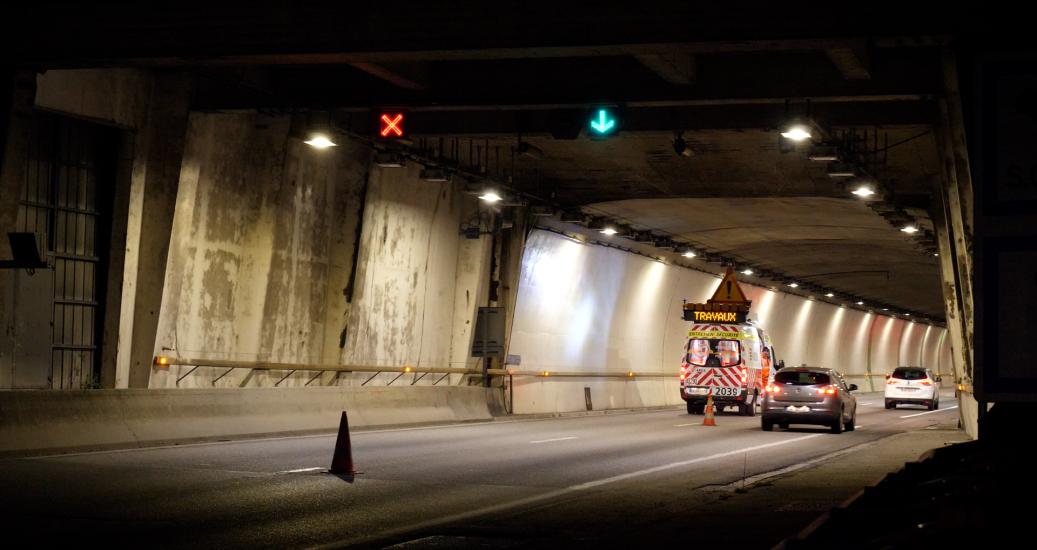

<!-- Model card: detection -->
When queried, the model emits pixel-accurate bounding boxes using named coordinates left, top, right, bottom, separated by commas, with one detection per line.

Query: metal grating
left=17, top=112, right=115, bottom=389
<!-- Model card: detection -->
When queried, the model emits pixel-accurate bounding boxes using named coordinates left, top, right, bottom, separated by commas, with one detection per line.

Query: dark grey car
left=761, top=366, right=858, bottom=434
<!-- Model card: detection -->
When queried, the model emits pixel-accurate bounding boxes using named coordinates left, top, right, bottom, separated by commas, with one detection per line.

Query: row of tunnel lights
left=306, top=124, right=930, bottom=244
left=584, top=123, right=934, bottom=321
left=782, top=124, right=935, bottom=255
left=306, top=125, right=933, bottom=317
left=594, top=219, right=921, bottom=320
left=302, top=131, right=510, bottom=204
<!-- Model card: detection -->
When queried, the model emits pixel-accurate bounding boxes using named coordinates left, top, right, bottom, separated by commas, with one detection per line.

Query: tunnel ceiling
left=5, top=3, right=972, bottom=321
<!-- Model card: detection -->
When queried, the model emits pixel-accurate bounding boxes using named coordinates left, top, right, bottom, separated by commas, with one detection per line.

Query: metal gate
left=15, top=112, right=116, bottom=389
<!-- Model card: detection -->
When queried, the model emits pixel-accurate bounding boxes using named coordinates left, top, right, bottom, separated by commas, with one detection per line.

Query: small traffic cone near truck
left=703, top=394, right=717, bottom=426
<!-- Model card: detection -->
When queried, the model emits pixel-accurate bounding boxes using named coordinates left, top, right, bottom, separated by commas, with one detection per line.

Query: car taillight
left=920, top=380, right=933, bottom=386
left=817, top=385, right=838, bottom=396
left=886, top=378, right=898, bottom=385
left=766, top=384, right=782, bottom=394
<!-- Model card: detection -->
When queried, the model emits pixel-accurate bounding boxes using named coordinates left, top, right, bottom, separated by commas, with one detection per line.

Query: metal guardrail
left=159, top=357, right=955, bottom=387
left=495, top=369, right=672, bottom=378
left=160, top=357, right=486, bottom=387
left=158, top=356, right=678, bottom=387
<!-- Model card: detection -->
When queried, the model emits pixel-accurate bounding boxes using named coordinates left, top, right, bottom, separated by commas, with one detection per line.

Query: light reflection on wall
left=789, top=299, right=814, bottom=366
left=510, top=230, right=953, bottom=414
left=872, top=316, right=899, bottom=372
left=821, top=304, right=846, bottom=364
left=754, top=289, right=777, bottom=328
left=899, top=321, right=917, bottom=366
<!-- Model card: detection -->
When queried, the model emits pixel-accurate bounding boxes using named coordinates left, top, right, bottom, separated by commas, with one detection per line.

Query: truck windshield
left=687, top=339, right=741, bottom=367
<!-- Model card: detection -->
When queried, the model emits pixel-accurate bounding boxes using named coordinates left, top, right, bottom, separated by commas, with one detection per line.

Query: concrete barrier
left=0, top=386, right=492, bottom=455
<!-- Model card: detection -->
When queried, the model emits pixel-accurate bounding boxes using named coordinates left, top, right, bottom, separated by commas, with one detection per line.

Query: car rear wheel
left=845, top=413, right=856, bottom=432
left=885, top=399, right=895, bottom=409
left=830, top=415, right=844, bottom=434
left=762, top=419, right=774, bottom=431
left=779, top=422, right=789, bottom=430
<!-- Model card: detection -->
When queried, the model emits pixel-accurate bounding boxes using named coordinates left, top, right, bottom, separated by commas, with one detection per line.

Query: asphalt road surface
left=0, top=390, right=961, bottom=548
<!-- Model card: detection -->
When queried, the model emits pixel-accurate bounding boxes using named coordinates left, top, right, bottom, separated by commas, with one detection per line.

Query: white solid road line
left=900, top=406, right=957, bottom=418
left=569, top=434, right=823, bottom=490
left=530, top=437, right=578, bottom=444
left=674, top=423, right=701, bottom=427
left=278, top=467, right=324, bottom=474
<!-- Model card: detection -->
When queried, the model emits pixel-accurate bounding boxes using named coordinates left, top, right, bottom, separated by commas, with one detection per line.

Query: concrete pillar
left=499, top=208, right=529, bottom=365
left=447, top=200, right=492, bottom=383
left=0, top=70, right=36, bottom=389
left=125, top=72, right=192, bottom=388
left=935, top=51, right=978, bottom=438
left=98, top=133, right=138, bottom=388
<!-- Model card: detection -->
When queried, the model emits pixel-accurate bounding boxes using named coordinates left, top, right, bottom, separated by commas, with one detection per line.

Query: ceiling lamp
left=479, top=191, right=503, bottom=204
left=780, top=125, right=812, bottom=142
left=304, top=134, right=337, bottom=149
left=851, top=185, right=876, bottom=198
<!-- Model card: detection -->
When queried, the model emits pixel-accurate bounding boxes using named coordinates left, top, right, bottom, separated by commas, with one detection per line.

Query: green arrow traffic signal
left=589, top=108, right=617, bottom=136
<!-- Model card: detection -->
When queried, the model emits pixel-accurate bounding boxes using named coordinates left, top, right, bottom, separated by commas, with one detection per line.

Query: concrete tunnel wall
left=2, top=67, right=493, bottom=392
left=150, top=111, right=491, bottom=388
left=508, top=230, right=954, bottom=415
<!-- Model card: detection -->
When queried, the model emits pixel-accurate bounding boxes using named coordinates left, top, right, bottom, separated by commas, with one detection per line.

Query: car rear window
left=892, top=368, right=927, bottom=380
left=775, top=371, right=830, bottom=386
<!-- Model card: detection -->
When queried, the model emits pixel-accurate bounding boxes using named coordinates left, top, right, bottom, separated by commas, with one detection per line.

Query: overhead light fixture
left=479, top=191, right=503, bottom=204
left=560, top=210, right=586, bottom=223
left=900, top=225, right=919, bottom=234
left=516, top=141, right=544, bottom=160
left=673, top=131, right=692, bottom=157
left=851, top=185, right=876, bottom=198
left=653, top=237, right=676, bottom=250
left=680, top=247, right=697, bottom=258
left=632, top=231, right=655, bottom=243
left=780, top=125, right=812, bottom=142
left=420, top=168, right=450, bottom=182
left=825, top=292, right=835, bottom=298
left=882, top=308, right=889, bottom=311
left=808, top=148, right=840, bottom=162
left=933, top=252, right=940, bottom=257
left=856, top=301, right=864, bottom=306
left=827, top=166, right=857, bottom=178
left=374, top=151, right=405, bottom=168
left=600, top=226, right=619, bottom=236
left=304, top=134, right=337, bottom=149
left=741, top=268, right=754, bottom=276
left=788, top=282, right=799, bottom=288
left=905, top=313, right=912, bottom=316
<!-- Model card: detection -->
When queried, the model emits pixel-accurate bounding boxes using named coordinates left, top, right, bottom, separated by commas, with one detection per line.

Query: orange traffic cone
left=330, top=411, right=361, bottom=476
left=703, top=394, right=717, bottom=426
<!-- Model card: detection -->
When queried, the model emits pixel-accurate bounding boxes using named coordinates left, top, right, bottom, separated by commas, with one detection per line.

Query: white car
left=884, top=366, right=941, bottom=410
